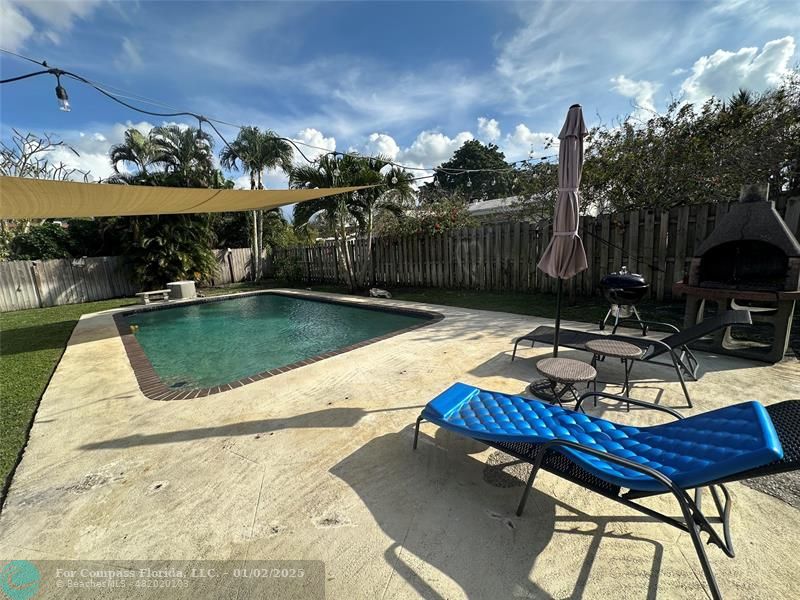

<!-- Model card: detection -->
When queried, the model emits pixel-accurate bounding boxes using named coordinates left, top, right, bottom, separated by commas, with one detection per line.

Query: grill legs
left=601, top=305, right=647, bottom=334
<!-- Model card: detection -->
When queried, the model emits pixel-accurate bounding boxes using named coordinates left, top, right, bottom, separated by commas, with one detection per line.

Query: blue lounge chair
left=413, top=383, right=800, bottom=600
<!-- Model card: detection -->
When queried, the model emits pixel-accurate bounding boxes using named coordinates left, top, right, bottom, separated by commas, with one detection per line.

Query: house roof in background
left=467, top=196, right=520, bottom=217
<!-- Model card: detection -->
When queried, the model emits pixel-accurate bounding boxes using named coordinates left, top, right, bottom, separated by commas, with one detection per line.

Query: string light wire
left=1, top=50, right=651, bottom=266
left=0, top=48, right=557, bottom=179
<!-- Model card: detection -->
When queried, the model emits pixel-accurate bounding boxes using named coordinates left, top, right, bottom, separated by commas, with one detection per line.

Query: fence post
left=29, top=261, right=44, bottom=308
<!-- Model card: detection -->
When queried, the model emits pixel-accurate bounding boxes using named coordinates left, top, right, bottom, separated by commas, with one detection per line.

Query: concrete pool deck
left=1, top=289, right=798, bottom=599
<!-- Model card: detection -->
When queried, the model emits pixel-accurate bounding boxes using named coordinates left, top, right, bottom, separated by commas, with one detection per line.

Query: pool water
left=123, top=294, right=431, bottom=389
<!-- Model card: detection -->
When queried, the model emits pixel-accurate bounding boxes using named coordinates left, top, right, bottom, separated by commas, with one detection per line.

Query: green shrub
left=8, top=223, right=72, bottom=260
left=273, top=255, right=304, bottom=283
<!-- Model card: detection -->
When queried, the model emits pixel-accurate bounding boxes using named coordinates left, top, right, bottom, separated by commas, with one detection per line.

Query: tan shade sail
left=0, top=176, right=374, bottom=219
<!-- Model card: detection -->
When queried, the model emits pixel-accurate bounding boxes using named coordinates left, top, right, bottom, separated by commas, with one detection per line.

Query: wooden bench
left=136, top=289, right=170, bottom=305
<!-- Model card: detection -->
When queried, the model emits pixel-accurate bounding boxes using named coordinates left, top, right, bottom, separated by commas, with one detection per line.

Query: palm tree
left=109, top=128, right=158, bottom=175
left=291, top=154, right=412, bottom=289
left=150, top=125, right=215, bottom=187
left=728, top=88, right=755, bottom=110
left=350, top=158, right=414, bottom=286
left=219, top=126, right=293, bottom=189
left=291, top=154, right=359, bottom=288
left=219, top=126, right=294, bottom=278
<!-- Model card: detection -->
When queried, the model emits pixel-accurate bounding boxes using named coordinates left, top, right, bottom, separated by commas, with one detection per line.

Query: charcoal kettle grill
left=599, top=266, right=649, bottom=333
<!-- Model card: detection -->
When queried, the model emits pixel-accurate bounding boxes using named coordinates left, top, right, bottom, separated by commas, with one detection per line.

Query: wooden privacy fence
left=273, top=197, right=800, bottom=301
left=209, top=248, right=254, bottom=286
left=0, top=247, right=256, bottom=312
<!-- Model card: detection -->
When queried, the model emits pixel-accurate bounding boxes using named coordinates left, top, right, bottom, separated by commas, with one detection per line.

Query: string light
left=466, top=177, right=472, bottom=187
left=54, top=72, right=70, bottom=112
left=391, top=175, right=398, bottom=184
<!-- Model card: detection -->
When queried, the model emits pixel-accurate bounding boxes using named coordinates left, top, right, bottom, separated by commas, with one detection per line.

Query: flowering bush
left=377, top=198, right=475, bottom=237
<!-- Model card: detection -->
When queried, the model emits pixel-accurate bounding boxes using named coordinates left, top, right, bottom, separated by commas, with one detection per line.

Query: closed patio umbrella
left=537, top=104, right=589, bottom=356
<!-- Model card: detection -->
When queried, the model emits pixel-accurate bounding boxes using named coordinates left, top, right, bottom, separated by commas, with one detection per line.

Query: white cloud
left=37, top=120, right=164, bottom=182
left=344, top=129, right=474, bottom=187
left=501, top=124, right=555, bottom=162
left=679, top=36, right=796, bottom=104
left=610, top=75, right=661, bottom=118
left=477, top=117, right=501, bottom=142
left=350, top=123, right=556, bottom=173
left=397, top=130, right=473, bottom=169
left=291, top=128, right=335, bottom=164
left=0, top=0, right=34, bottom=50
left=0, top=0, right=102, bottom=50
left=114, top=37, right=144, bottom=71
left=361, top=133, right=400, bottom=161
left=232, top=169, right=289, bottom=191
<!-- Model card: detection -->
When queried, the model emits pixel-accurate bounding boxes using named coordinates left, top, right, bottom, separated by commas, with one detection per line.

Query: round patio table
left=533, top=357, right=597, bottom=410
left=584, top=339, right=644, bottom=410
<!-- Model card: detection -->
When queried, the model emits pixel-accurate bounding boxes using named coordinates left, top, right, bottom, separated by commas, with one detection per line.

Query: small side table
left=584, top=339, right=644, bottom=410
left=534, top=358, right=597, bottom=409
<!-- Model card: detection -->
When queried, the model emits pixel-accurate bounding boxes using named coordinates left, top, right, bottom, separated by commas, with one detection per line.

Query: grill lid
left=600, top=266, right=646, bottom=289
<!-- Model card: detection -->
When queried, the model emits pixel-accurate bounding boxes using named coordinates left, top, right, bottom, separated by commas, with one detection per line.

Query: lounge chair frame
left=511, top=310, right=752, bottom=407
left=413, top=391, right=799, bottom=600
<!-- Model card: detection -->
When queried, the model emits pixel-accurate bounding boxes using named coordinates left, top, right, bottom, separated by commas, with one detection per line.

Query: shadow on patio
left=79, top=405, right=422, bottom=449
left=330, top=426, right=667, bottom=599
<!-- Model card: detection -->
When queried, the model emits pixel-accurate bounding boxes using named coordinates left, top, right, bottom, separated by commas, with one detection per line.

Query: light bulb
left=466, top=178, right=472, bottom=187
left=433, top=177, right=440, bottom=187
left=391, top=176, right=398, bottom=185
left=55, top=83, right=70, bottom=112
left=491, top=178, right=496, bottom=186
left=333, top=168, right=341, bottom=177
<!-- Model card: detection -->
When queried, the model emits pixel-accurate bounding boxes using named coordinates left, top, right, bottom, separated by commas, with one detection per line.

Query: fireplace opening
left=699, top=240, right=788, bottom=291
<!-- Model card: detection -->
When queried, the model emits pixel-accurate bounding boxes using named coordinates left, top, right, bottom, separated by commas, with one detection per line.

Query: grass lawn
left=0, top=298, right=138, bottom=502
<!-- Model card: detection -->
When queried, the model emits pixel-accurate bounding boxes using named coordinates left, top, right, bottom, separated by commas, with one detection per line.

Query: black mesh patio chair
left=511, top=310, right=753, bottom=407
left=413, top=382, right=800, bottom=600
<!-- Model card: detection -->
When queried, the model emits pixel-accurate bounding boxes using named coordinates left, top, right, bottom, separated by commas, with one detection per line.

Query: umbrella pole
left=554, top=278, right=563, bottom=357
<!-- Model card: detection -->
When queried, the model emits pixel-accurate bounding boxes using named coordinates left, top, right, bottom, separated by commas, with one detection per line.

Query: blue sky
left=1, top=0, right=798, bottom=196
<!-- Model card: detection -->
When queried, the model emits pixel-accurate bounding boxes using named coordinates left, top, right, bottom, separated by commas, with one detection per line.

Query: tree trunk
left=255, top=170, right=266, bottom=280
left=333, top=223, right=346, bottom=286
left=335, top=200, right=356, bottom=290
left=357, top=205, right=374, bottom=288
left=251, top=210, right=259, bottom=280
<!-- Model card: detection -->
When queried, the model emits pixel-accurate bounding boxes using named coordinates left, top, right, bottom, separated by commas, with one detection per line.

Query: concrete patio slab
left=1, top=290, right=798, bottom=599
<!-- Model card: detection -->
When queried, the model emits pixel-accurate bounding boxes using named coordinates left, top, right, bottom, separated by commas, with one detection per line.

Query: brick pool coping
left=113, top=290, right=444, bottom=401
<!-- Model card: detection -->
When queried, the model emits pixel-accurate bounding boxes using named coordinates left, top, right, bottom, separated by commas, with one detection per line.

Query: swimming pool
left=116, top=292, right=438, bottom=399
